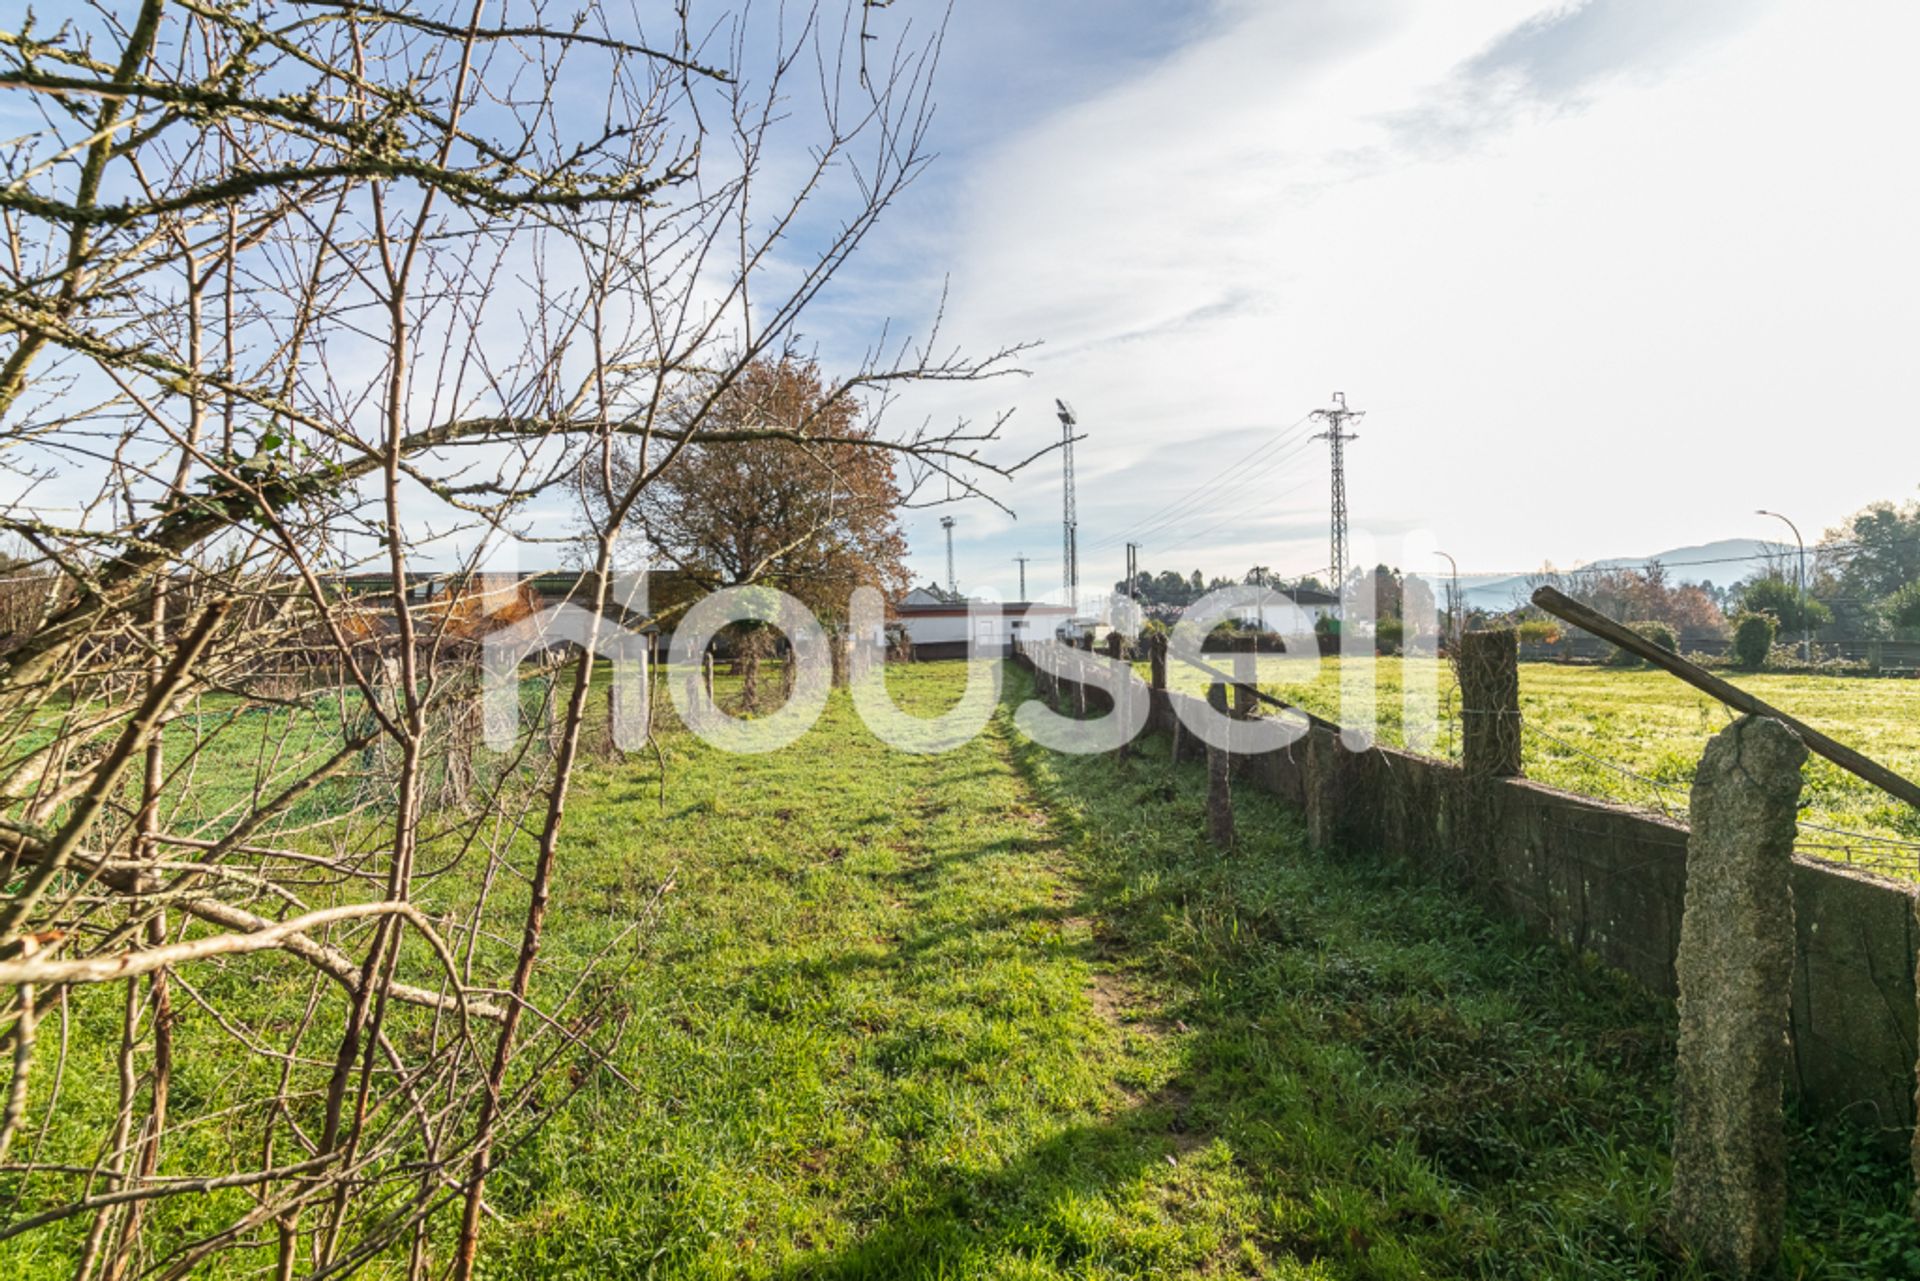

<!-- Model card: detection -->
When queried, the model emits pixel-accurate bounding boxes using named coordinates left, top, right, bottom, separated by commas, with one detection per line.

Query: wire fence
left=1145, top=651, right=1920, bottom=878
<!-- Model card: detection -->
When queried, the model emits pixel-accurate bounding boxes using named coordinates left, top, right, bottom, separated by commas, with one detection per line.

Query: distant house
left=1229, top=585, right=1339, bottom=632
left=896, top=585, right=1074, bottom=660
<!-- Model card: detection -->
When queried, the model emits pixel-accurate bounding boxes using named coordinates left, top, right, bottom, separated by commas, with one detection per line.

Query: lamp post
left=1434, top=551, right=1459, bottom=652
left=1756, top=509, right=1810, bottom=662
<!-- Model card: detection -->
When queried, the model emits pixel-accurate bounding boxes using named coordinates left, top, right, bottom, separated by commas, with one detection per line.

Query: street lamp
left=1434, top=551, right=1460, bottom=650
left=1756, top=509, right=1811, bottom=662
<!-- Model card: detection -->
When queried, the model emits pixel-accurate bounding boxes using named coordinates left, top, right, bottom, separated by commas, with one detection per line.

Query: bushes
left=1884, top=581, right=1920, bottom=637
left=1606, top=620, right=1677, bottom=667
left=1740, top=575, right=1833, bottom=634
left=1376, top=616, right=1405, bottom=656
left=1516, top=618, right=1562, bottom=648
left=1731, top=613, right=1776, bottom=669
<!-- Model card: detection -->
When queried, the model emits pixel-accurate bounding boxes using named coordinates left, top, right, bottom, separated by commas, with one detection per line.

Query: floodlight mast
left=1057, top=399, right=1078, bottom=616
left=940, top=516, right=958, bottom=597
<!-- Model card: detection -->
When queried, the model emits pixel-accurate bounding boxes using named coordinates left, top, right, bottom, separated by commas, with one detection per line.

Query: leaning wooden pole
left=1531, top=586, right=1920, bottom=813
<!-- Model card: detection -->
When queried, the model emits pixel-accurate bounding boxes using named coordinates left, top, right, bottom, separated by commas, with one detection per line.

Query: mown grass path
left=490, top=663, right=1911, bottom=1279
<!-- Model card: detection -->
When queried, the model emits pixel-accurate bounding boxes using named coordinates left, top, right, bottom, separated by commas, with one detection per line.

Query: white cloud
left=884, top=0, right=1920, bottom=599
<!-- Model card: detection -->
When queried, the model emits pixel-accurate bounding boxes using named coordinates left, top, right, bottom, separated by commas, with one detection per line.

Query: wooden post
left=1150, top=633, right=1167, bottom=692
left=1459, top=629, right=1522, bottom=778
left=1207, top=680, right=1230, bottom=718
left=1206, top=740, right=1234, bottom=848
left=1230, top=636, right=1256, bottom=719
left=1302, top=726, right=1338, bottom=851
left=1672, top=716, right=1804, bottom=1278
left=702, top=650, right=715, bottom=707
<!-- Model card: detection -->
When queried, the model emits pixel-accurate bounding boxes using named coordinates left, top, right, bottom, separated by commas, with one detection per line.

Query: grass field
left=8, top=661, right=1914, bottom=1276
left=1155, top=656, right=1920, bottom=876
left=477, top=663, right=1909, bottom=1277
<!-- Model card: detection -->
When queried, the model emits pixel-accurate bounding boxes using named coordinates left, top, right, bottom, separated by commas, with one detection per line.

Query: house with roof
left=895, top=585, right=1074, bottom=660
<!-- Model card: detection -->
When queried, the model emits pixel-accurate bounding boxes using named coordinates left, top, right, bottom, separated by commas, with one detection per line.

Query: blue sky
left=5, top=0, right=1914, bottom=604
left=807, top=0, right=1920, bottom=605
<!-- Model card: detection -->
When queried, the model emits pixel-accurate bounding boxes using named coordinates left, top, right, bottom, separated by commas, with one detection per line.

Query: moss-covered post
left=1460, top=628, right=1522, bottom=778
left=701, top=649, right=715, bottom=708
left=1671, top=715, right=1805, bottom=1279
left=1230, top=635, right=1257, bottom=719
left=1206, top=742, right=1233, bottom=847
left=1205, top=681, right=1234, bottom=847
left=1302, top=726, right=1338, bottom=851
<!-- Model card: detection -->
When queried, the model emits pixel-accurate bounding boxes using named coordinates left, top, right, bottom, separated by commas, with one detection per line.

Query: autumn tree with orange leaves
left=600, top=358, right=912, bottom=627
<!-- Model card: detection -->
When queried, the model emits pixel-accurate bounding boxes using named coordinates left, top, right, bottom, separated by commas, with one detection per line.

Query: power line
left=1150, top=475, right=1321, bottom=561
left=1091, top=434, right=1322, bottom=564
left=1083, top=414, right=1315, bottom=554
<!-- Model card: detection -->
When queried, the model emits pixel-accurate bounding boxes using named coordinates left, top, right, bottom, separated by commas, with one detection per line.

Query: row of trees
left=1113, top=566, right=1331, bottom=613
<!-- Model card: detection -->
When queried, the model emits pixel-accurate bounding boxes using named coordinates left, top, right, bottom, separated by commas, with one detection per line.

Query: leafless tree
left=0, top=1, right=1033, bottom=1274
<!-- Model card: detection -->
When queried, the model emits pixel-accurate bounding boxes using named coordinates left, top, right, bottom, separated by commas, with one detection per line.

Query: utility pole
left=1012, top=554, right=1031, bottom=601
left=940, top=516, right=958, bottom=598
left=1310, top=392, right=1364, bottom=616
left=1124, top=542, right=1140, bottom=602
left=1057, top=399, right=1079, bottom=616
left=1756, top=509, right=1811, bottom=662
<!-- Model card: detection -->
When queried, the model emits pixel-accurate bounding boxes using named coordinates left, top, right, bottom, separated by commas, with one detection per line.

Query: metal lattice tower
left=1013, top=554, right=1031, bottom=601
left=1310, top=392, right=1364, bottom=614
left=1057, top=400, right=1079, bottom=614
left=940, top=516, right=958, bottom=597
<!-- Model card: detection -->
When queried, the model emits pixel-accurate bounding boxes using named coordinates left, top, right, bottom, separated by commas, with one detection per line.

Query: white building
left=896, top=586, right=1074, bottom=660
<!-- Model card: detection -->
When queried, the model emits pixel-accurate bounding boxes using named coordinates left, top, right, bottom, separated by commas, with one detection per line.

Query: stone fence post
left=1671, top=715, right=1805, bottom=1279
left=1230, top=635, right=1257, bottom=719
left=1459, top=628, right=1522, bottom=778
left=1205, top=681, right=1233, bottom=847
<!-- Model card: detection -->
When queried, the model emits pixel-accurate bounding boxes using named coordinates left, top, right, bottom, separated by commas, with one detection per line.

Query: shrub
left=1375, top=616, right=1405, bottom=656
left=1607, top=620, right=1677, bottom=667
left=1516, top=618, right=1562, bottom=648
left=1731, top=612, right=1776, bottom=669
left=1740, top=575, right=1833, bottom=634
left=1884, top=581, right=1920, bottom=636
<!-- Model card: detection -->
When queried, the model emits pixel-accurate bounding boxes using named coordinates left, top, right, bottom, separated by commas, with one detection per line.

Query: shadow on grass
left=769, top=1083, right=1209, bottom=1281
left=786, top=671, right=1920, bottom=1278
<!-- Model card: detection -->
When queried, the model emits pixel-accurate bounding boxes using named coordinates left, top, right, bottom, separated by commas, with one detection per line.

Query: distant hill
left=1452, top=538, right=1791, bottom=612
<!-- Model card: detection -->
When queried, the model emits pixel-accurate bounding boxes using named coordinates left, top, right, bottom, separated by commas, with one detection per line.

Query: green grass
left=477, top=662, right=1912, bottom=1278
left=6, top=661, right=1912, bottom=1276
left=1154, top=656, right=1920, bottom=874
